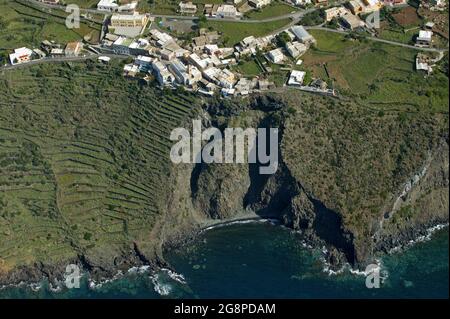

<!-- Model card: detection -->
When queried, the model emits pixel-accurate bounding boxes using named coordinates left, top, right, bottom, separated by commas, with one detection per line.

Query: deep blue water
left=0, top=222, right=448, bottom=299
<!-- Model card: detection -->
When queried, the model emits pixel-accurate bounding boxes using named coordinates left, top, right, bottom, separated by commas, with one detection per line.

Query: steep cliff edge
left=0, top=62, right=447, bottom=285
left=163, top=91, right=449, bottom=270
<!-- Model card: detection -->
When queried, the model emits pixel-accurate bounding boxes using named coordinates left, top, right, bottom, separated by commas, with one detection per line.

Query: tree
left=276, top=32, right=291, bottom=47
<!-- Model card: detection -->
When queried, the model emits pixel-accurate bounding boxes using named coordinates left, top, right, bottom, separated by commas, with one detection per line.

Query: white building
left=188, top=53, right=210, bottom=70
left=290, top=26, right=316, bottom=45
left=248, top=0, right=272, bottom=8
left=216, top=4, right=239, bottom=18
left=152, top=60, right=175, bottom=85
left=110, top=12, right=148, bottom=28
left=9, top=47, right=33, bottom=65
left=112, top=36, right=133, bottom=55
left=168, top=59, right=202, bottom=86
left=285, top=41, right=307, bottom=58
left=98, top=56, right=111, bottom=63
left=97, top=0, right=119, bottom=12
left=118, top=1, right=137, bottom=12
left=415, top=54, right=433, bottom=73
left=123, top=63, right=139, bottom=77
left=179, top=1, right=198, bottom=14
left=324, top=7, right=348, bottom=21
left=240, top=36, right=257, bottom=49
left=268, top=48, right=285, bottom=63
left=203, top=67, right=236, bottom=88
left=341, top=13, right=363, bottom=30
left=416, top=30, right=433, bottom=47
left=150, top=29, right=175, bottom=47
left=135, top=55, right=153, bottom=71
left=292, top=0, right=312, bottom=5
left=288, top=70, right=306, bottom=86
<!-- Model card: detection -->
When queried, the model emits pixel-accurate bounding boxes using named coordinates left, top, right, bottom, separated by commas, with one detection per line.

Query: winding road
left=3, top=0, right=447, bottom=72
left=0, top=53, right=129, bottom=71
left=304, top=26, right=449, bottom=53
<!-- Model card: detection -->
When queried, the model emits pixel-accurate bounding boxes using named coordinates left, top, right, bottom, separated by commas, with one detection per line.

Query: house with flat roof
left=135, top=55, right=153, bottom=71
left=361, top=0, right=382, bottom=13
left=416, top=30, right=433, bottom=47
left=128, top=38, right=153, bottom=56
left=50, top=48, right=65, bottom=56
left=348, top=0, right=363, bottom=14
left=112, top=36, right=134, bottom=55
left=290, top=26, right=316, bottom=45
left=324, top=7, right=348, bottom=22
left=293, top=0, right=312, bottom=5
left=179, top=1, right=198, bottom=14
left=9, top=47, right=33, bottom=65
left=341, top=13, right=363, bottom=30
left=150, top=29, right=176, bottom=47
left=203, top=67, right=236, bottom=88
left=248, top=0, right=272, bottom=8
left=98, top=56, right=111, bottom=63
left=240, top=36, right=257, bottom=49
left=415, top=53, right=433, bottom=73
left=169, top=59, right=202, bottom=86
left=111, top=12, right=148, bottom=28
left=288, top=70, right=306, bottom=86
left=216, top=4, right=239, bottom=18
left=152, top=60, right=175, bottom=85
left=285, top=41, right=307, bottom=58
left=97, top=0, right=119, bottom=12
left=188, top=53, right=210, bottom=70
left=268, top=48, right=285, bottom=63
left=118, top=1, right=137, bottom=12
left=65, top=41, right=82, bottom=56
left=123, top=63, right=139, bottom=77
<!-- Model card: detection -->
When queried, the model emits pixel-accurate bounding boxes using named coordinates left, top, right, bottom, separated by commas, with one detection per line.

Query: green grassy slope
left=0, top=0, right=101, bottom=53
left=302, top=30, right=449, bottom=113
left=0, top=60, right=198, bottom=274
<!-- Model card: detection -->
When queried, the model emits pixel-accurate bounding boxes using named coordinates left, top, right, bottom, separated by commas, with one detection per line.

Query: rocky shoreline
left=1, top=92, right=448, bottom=292
left=0, top=217, right=448, bottom=292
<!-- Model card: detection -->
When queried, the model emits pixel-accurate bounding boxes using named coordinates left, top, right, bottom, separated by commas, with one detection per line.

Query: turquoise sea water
left=0, top=222, right=448, bottom=299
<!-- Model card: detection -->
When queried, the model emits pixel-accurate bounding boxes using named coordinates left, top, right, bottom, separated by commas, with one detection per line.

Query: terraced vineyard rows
left=0, top=60, right=198, bottom=273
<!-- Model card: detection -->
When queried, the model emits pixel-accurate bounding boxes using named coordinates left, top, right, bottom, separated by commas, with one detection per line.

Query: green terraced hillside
left=0, top=60, right=198, bottom=277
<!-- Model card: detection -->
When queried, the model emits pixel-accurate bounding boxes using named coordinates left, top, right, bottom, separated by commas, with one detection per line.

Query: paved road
left=305, top=26, right=449, bottom=53
left=0, top=53, right=128, bottom=71
left=22, top=0, right=307, bottom=23
left=13, top=0, right=449, bottom=55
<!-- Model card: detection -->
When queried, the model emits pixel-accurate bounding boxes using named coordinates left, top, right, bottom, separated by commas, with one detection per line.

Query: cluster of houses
left=323, top=0, right=423, bottom=30
left=178, top=0, right=274, bottom=18
left=322, top=0, right=439, bottom=48
left=8, top=41, right=84, bottom=66
left=322, top=0, right=398, bottom=30
left=101, top=16, right=327, bottom=96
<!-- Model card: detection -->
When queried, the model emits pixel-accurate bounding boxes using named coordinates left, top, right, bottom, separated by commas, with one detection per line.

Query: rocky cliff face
left=0, top=84, right=447, bottom=285
left=163, top=91, right=449, bottom=270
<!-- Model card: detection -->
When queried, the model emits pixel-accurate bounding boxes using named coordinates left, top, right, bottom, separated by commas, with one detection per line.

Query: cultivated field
left=0, top=0, right=101, bottom=52
left=244, top=2, right=294, bottom=20
left=0, top=60, right=198, bottom=272
left=377, top=6, right=423, bottom=45
left=302, top=30, right=449, bottom=113
left=201, top=18, right=291, bottom=46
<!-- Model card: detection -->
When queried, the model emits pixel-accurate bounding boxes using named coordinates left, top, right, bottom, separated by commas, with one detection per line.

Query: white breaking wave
left=202, top=218, right=279, bottom=232
left=149, top=268, right=187, bottom=296
left=389, top=223, right=449, bottom=254
left=159, top=268, right=187, bottom=284
left=150, top=273, right=173, bottom=296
